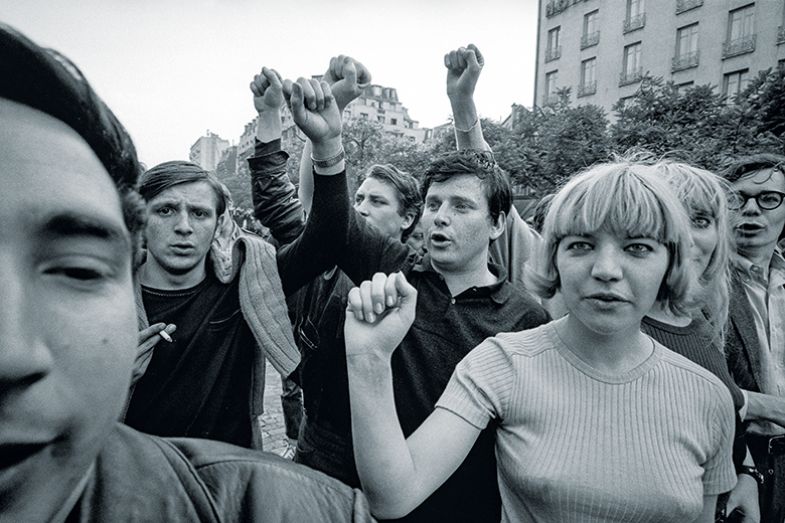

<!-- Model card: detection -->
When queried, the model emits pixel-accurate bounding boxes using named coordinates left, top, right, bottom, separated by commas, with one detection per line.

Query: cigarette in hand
left=159, top=329, right=173, bottom=343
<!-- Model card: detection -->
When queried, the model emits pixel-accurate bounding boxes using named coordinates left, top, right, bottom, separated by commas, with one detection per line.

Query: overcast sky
left=4, top=0, right=539, bottom=167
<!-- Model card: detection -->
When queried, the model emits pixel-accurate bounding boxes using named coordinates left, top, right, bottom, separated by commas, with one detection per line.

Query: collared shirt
left=735, top=249, right=785, bottom=434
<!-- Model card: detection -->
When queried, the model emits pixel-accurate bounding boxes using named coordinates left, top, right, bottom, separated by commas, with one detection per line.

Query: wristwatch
left=738, top=465, right=765, bottom=485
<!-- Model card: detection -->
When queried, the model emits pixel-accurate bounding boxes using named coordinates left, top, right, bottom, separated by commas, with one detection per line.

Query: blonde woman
left=344, top=160, right=736, bottom=522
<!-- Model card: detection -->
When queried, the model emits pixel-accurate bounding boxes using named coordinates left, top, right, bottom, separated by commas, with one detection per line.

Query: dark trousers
left=280, top=376, right=303, bottom=440
left=747, top=432, right=785, bottom=523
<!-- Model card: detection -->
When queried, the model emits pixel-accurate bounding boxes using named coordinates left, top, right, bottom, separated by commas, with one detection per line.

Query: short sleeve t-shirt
left=436, top=321, right=737, bottom=523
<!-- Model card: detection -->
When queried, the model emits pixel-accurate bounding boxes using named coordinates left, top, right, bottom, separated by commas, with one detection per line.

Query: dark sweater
left=641, top=315, right=744, bottom=411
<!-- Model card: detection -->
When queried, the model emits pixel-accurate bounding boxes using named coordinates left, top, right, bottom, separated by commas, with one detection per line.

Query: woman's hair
left=656, top=160, right=733, bottom=343
left=527, top=158, right=693, bottom=316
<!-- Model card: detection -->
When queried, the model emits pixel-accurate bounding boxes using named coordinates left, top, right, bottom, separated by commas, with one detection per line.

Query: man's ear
left=213, top=212, right=228, bottom=238
left=401, top=211, right=417, bottom=232
left=489, top=210, right=506, bottom=241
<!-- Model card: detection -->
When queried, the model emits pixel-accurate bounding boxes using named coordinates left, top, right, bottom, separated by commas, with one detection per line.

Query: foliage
left=222, top=67, right=785, bottom=213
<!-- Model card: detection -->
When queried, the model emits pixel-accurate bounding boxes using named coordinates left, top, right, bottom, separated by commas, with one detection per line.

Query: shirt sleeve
left=701, top=385, right=738, bottom=495
left=435, top=336, right=516, bottom=430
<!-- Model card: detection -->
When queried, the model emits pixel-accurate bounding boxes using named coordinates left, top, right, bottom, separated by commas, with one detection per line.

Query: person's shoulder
left=500, top=280, right=550, bottom=326
left=482, top=323, right=556, bottom=360
left=654, top=340, right=733, bottom=396
left=167, top=437, right=375, bottom=522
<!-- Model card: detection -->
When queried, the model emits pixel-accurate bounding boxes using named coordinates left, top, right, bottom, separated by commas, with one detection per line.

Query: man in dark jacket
left=0, top=23, right=372, bottom=522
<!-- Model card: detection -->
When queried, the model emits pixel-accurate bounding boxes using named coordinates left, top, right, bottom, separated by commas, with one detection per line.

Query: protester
left=722, top=154, right=785, bottom=523
left=345, top=159, right=736, bottom=522
left=247, top=60, right=423, bottom=481
left=641, top=159, right=760, bottom=522
left=0, top=22, right=374, bottom=522
left=122, top=63, right=361, bottom=448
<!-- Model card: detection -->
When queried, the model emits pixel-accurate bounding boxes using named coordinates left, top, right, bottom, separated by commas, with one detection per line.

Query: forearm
left=276, top=167, right=349, bottom=296
left=347, top=353, right=422, bottom=518
left=249, top=138, right=305, bottom=245
left=256, top=109, right=282, bottom=143
left=448, top=93, right=489, bottom=152
left=298, top=140, right=315, bottom=215
left=744, top=390, right=785, bottom=426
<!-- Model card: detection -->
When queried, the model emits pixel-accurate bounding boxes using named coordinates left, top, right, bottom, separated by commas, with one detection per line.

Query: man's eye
left=193, top=210, right=208, bottom=218
left=46, top=266, right=105, bottom=281
left=157, top=207, right=173, bottom=216
left=426, top=202, right=439, bottom=211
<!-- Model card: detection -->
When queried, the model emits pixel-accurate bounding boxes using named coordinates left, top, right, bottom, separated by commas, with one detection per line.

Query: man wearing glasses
left=723, top=154, right=785, bottom=522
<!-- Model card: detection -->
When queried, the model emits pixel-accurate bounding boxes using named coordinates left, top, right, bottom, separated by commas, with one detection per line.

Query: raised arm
left=275, top=77, right=350, bottom=295
left=345, top=272, right=480, bottom=518
left=248, top=67, right=305, bottom=245
left=445, top=44, right=489, bottom=152
left=298, top=56, right=371, bottom=214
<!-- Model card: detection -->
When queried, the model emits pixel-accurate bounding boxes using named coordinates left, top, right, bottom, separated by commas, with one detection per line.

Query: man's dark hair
left=422, top=150, right=512, bottom=224
left=139, top=161, right=227, bottom=216
left=719, top=153, right=785, bottom=184
left=360, top=164, right=422, bottom=241
left=0, top=22, right=145, bottom=268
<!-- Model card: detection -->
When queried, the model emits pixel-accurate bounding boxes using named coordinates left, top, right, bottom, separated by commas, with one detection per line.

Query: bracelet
left=453, top=116, right=479, bottom=133
left=738, top=465, right=765, bottom=485
left=311, top=147, right=345, bottom=169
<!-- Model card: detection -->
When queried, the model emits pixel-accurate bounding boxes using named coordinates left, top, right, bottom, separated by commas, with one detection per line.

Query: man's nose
left=174, top=211, right=194, bottom=234
left=0, top=262, right=53, bottom=388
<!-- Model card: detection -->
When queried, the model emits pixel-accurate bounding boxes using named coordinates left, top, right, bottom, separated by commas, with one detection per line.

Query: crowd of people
left=2, top=21, right=785, bottom=523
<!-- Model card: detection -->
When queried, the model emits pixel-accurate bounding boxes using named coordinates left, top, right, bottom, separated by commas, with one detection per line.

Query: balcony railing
left=545, top=46, right=562, bottom=62
left=623, top=13, right=646, bottom=33
left=545, top=0, right=569, bottom=17
left=722, top=34, right=756, bottom=59
left=581, top=31, right=600, bottom=49
left=577, top=81, right=597, bottom=97
left=672, top=50, right=699, bottom=72
left=619, top=68, right=643, bottom=86
left=778, top=26, right=785, bottom=45
left=676, top=0, right=703, bottom=14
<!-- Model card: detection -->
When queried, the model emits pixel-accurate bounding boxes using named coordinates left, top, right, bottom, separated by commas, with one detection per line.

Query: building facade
left=342, top=84, right=430, bottom=144
left=189, top=131, right=230, bottom=172
left=534, top=0, right=785, bottom=112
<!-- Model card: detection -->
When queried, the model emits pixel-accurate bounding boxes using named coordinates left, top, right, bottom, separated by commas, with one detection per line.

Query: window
left=627, top=0, right=644, bottom=18
left=545, top=70, right=558, bottom=100
left=579, top=58, right=597, bottom=97
left=728, top=4, right=755, bottom=42
left=582, top=10, right=600, bottom=48
left=723, top=4, right=756, bottom=58
left=377, top=116, right=385, bottom=123
left=546, top=27, right=561, bottom=61
left=360, top=112, right=369, bottom=120
left=673, top=23, right=700, bottom=70
left=621, top=42, right=643, bottom=85
left=623, top=42, right=641, bottom=75
left=584, top=10, right=598, bottom=36
left=675, top=81, right=694, bottom=94
left=390, top=118, right=398, bottom=125
left=676, top=23, right=699, bottom=56
left=723, top=69, right=749, bottom=100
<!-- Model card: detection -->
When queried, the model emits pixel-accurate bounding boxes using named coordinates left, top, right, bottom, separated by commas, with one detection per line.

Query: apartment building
left=189, top=131, right=230, bottom=172
left=534, top=0, right=785, bottom=112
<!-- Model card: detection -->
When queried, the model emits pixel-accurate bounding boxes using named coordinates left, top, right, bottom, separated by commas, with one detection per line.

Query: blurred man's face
left=731, top=168, right=785, bottom=256
left=0, top=98, right=137, bottom=520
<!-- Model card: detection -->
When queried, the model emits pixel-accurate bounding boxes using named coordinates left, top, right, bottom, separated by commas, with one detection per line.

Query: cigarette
left=159, top=330, right=173, bottom=343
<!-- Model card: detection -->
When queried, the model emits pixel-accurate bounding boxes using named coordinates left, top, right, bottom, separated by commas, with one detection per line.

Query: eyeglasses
left=728, top=191, right=785, bottom=211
